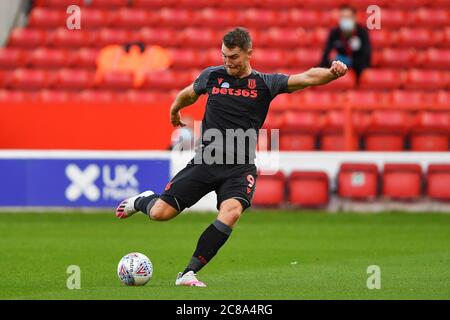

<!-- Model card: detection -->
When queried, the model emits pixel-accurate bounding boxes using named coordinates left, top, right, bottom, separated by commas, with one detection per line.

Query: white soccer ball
left=117, top=252, right=153, bottom=286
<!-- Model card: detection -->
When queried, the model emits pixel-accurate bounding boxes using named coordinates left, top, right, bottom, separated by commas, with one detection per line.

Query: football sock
left=183, top=219, right=232, bottom=275
left=134, top=194, right=160, bottom=215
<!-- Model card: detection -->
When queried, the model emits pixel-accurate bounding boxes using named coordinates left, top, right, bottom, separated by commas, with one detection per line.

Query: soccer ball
left=117, top=252, right=153, bottom=286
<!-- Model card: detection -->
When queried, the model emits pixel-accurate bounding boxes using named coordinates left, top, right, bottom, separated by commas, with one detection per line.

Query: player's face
left=222, top=44, right=251, bottom=78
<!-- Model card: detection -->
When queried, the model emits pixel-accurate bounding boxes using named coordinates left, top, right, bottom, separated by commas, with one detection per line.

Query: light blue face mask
left=339, top=18, right=355, bottom=32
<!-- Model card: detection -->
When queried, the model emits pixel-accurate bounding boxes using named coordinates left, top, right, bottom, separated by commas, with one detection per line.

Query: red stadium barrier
left=0, top=98, right=206, bottom=150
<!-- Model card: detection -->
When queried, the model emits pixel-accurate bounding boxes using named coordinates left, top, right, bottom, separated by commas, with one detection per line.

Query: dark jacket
left=320, top=24, right=371, bottom=78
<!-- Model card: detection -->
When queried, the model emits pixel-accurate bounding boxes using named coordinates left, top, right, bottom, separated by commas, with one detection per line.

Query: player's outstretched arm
left=287, top=60, right=348, bottom=93
left=170, top=83, right=199, bottom=127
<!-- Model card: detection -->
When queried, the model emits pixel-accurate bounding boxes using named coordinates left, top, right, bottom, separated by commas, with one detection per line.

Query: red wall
left=0, top=97, right=206, bottom=150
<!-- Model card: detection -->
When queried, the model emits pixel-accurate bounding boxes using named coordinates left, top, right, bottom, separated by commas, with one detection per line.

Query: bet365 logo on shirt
left=211, top=78, right=258, bottom=98
left=65, top=164, right=140, bottom=202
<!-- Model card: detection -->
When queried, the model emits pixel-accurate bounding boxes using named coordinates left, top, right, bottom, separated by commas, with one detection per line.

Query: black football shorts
left=160, top=162, right=258, bottom=212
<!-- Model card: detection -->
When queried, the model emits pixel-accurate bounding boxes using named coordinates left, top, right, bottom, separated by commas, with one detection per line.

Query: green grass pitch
left=0, top=211, right=449, bottom=300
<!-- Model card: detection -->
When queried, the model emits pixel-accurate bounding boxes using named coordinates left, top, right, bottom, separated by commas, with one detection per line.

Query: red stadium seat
left=389, top=90, right=424, bottom=109
left=270, top=93, right=304, bottom=111
left=178, top=28, right=219, bottom=48
left=10, top=69, right=50, bottom=90
left=34, top=0, right=83, bottom=7
left=287, top=10, right=321, bottom=28
left=252, top=172, right=285, bottom=207
left=369, top=30, right=394, bottom=49
left=338, top=163, right=379, bottom=200
left=289, top=48, right=322, bottom=68
left=79, top=9, right=110, bottom=29
left=380, top=10, right=410, bottom=29
left=0, top=48, right=29, bottom=69
left=73, top=48, right=99, bottom=69
left=359, top=69, right=404, bottom=90
left=252, top=49, right=287, bottom=69
left=115, top=8, right=154, bottom=28
left=158, top=9, right=193, bottom=28
left=139, top=28, right=178, bottom=47
left=302, top=91, right=343, bottom=110
left=77, top=90, right=117, bottom=103
left=279, top=111, right=321, bottom=150
left=410, top=112, right=450, bottom=151
left=414, top=8, right=449, bottom=28
left=0, top=71, right=12, bottom=88
left=169, top=50, right=204, bottom=69
left=193, top=9, right=236, bottom=28
left=132, top=0, right=178, bottom=8
left=422, top=49, right=450, bottom=69
left=397, top=28, right=435, bottom=48
left=265, top=28, right=305, bottom=49
left=386, top=0, right=431, bottom=9
left=435, top=90, right=450, bottom=109
left=55, top=69, right=95, bottom=90
left=203, top=49, right=223, bottom=67
left=89, top=0, right=129, bottom=8
left=404, top=70, right=447, bottom=91
left=125, top=90, right=168, bottom=103
left=429, top=0, right=450, bottom=8
left=8, top=29, right=46, bottom=48
left=215, top=0, right=258, bottom=8
left=365, top=110, right=411, bottom=151
left=96, top=29, right=132, bottom=47
left=0, top=89, right=38, bottom=102
left=382, top=163, right=422, bottom=200
left=29, top=48, right=73, bottom=69
left=98, top=71, right=135, bottom=90
left=241, top=9, right=285, bottom=28
left=39, top=90, right=71, bottom=103
left=288, top=171, right=329, bottom=207
left=28, top=8, right=65, bottom=29
left=258, top=0, right=302, bottom=9
left=351, top=0, right=388, bottom=9
left=142, top=71, right=193, bottom=90
left=379, top=49, right=417, bottom=68
left=320, top=110, right=366, bottom=151
left=346, top=90, right=387, bottom=110
left=427, top=164, right=450, bottom=201
left=50, top=28, right=95, bottom=48
left=443, top=27, right=450, bottom=48
left=312, top=28, right=329, bottom=45
left=300, top=0, right=344, bottom=10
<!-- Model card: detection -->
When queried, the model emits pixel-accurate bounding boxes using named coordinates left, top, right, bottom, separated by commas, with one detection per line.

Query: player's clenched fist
left=329, top=60, right=348, bottom=78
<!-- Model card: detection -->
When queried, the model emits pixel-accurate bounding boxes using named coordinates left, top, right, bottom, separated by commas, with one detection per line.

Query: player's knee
left=220, top=201, right=243, bottom=225
left=149, top=200, right=176, bottom=221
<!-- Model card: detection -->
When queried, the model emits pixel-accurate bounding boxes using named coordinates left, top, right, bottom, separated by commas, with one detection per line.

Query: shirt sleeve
left=193, top=67, right=214, bottom=95
left=260, top=73, right=290, bottom=98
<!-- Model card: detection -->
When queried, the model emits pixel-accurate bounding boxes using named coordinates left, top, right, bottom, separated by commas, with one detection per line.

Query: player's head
left=222, top=27, right=252, bottom=77
left=339, top=4, right=357, bottom=33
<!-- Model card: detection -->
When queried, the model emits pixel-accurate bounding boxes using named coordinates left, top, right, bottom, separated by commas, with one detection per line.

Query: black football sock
left=182, top=219, right=232, bottom=275
left=134, top=194, right=160, bottom=215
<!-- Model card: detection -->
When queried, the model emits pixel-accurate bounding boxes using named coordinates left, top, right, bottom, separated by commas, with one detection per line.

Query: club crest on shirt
left=247, top=78, right=256, bottom=89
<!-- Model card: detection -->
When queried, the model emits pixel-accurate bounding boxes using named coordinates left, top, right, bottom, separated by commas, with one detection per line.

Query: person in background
left=320, top=4, right=371, bottom=81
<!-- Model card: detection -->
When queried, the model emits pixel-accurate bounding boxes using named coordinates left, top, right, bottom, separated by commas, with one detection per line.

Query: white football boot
left=175, top=271, right=207, bottom=287
left=115, top=190, right=154, bottom=219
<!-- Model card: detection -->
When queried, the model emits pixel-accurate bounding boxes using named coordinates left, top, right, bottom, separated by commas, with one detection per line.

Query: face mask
left=339, top=18, right=355, bottom=32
